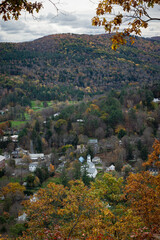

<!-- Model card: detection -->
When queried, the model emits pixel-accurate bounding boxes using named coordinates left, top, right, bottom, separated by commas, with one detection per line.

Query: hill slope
left=0, top=34, right=160, bottom=92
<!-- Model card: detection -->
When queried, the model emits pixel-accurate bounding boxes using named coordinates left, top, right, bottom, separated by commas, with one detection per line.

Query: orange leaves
left=18, top=180, right=115, bottom=239
left=49, top=164, right=54, bottom=172
left=92, top=0, right=159, bottom=49
left=0, top=121, right=10, bottom=130
left=143, top=139, right=160, bottom=168
left=125, top=171, right=160, bottom=229
left=16, top=172, right=160, bottom=239
left=0, top=0, right=42, bottom=21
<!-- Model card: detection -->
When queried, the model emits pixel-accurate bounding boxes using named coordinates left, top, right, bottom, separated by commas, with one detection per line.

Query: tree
left=2, top=182, right=25, bottom=202
left=17, top=180, right=113, bottom=239
left=125, top=171, right=160, bottom=233
left=0, top=0, right=42, bottom=21
left=92, top=0, right=160, bottom=49
left=143, top=139, right=160, bottom=169
left=91, top=173, right=124, bottom=206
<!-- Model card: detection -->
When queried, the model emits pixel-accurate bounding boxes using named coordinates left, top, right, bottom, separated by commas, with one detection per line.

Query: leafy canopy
left=92, top=0, right=160, bottom=50
left=0, top=0, right=42, bottom=21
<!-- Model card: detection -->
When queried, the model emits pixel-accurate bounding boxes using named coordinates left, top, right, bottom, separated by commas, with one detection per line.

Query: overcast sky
left=0, top=0, right=160, bottom=42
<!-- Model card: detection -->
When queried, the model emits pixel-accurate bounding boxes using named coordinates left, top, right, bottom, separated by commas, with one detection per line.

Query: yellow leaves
left=100, top=112, right=109, bottom=121
left=85, top=103, right=100, bottom=114
left=2, top=182, right=25, bottom=197
left=91, top=173, right=124, bottom=204
left=19, top=180, right=116, bottom=239
left=115, top=125, right=126, bottom=134
left=92, top=16, right=101, bottom=26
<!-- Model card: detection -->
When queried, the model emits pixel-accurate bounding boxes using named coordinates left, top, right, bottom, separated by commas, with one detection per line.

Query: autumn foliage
left=14, top=170, right=160, bottom=239
left=0, top=0, right=42, bottom=21
left=92, top=0, right=160, bottom=49
left=143, top=139, right=160, bottom=168
left=2, top=183, right=25, bottom=197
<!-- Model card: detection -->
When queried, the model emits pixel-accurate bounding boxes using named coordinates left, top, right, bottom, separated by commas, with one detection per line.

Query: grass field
left=11, top=121, right=27, bottom=128
left=41, top=176, right=61, bottom=188
left=31, top=101, right=54, bottom=112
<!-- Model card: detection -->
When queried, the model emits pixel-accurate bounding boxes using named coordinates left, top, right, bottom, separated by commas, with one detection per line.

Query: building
left=152, top=98, right=160, bottom=103
left=29, top=154, right=44, bottom=162
left=0, top=155, right=5, bottom=170
left=29, top=162, right=38, bottom=172
left=11, top=135, right=18, bottom=142
left=88, top=139, right=99, bottom=154
left=79, top=156, right=85, bottom=163
left=77, top=144, right=86, bottom=154
left=106, top=164, right=115, bottom=172
left=92, top=156, right=101, bottom=164
left=86, top=155, right=98, bottom=178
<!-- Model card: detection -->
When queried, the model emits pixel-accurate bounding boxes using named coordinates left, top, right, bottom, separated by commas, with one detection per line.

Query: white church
left=85, top=155, right=98, bottom=178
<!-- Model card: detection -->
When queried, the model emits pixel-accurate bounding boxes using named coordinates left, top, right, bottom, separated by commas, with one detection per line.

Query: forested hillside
left=0, top=34, right=160, bottom=92
left=0, top=34, right=160, bottom=240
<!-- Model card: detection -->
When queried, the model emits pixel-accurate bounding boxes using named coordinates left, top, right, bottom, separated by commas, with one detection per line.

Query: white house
left=29, top=154, right=44, bottom=161
left=30, top=194, right=38, bottom=202
left=0, top=155, right=5, bottom=170
left=11, top=135, right=18, bottom=142
left=17, top=213, right=27, bottom=222
left=29, top=162, right=38, bottom=172
left=54, top=112, right=60, bottom=117
left=152, top=98, right=160, bottom=103
left=92, top=156, right=101, bottom=164
left=77, top=119, right=84, bottom=123
left=106, top=164, right=115, bottom=172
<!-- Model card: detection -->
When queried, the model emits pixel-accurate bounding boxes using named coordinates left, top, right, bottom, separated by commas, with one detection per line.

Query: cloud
left=0, top=2, right=160, bottom=42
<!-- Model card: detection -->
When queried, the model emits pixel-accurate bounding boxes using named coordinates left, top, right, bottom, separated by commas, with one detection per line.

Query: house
left=29, top=162, right=38, bottom=172
left=149, top=168, right=158, bottom=176
left=106, top=164, right=115, bottom=172
left=12, top=148, right=29, bottom=158
left=17, top=213, right=27, bottom=222
left=59, top=156, right=65, bottom=162
left=0, top=155, right=5, bottom=170
left=29, top=153, right=44, bottom=161
left=0, top=110, right=5, bottom=115
left=88, top=139, right=99, bottom=154
left=152, top=98, right=160, bottom=103
left=92, top=156, right=101, bottom=164
left=85, top=155, right=98, bottom=178
left=54, top=112, right=60, bottom=118
left=11, top=135, right=18, bottom=142
left=15, top=158, right=23, bottom=166
left=77, top=119, right=84, bottom=123
left=0, top=136, right=9, bottom=142
left=77, top=144, right=86, bottom=154
left=30, top=194, right=38, bottom=202
left=11, top=150, right=19, bottom=158
left=79, top=156, right=85, bottom=163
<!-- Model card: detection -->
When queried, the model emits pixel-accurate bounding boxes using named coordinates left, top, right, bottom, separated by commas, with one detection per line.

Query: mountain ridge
left=0, top=33, right=160, bottom=92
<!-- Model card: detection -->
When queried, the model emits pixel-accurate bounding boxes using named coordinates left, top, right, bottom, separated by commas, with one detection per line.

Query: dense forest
left=0, top=34, right=160, bottom=91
